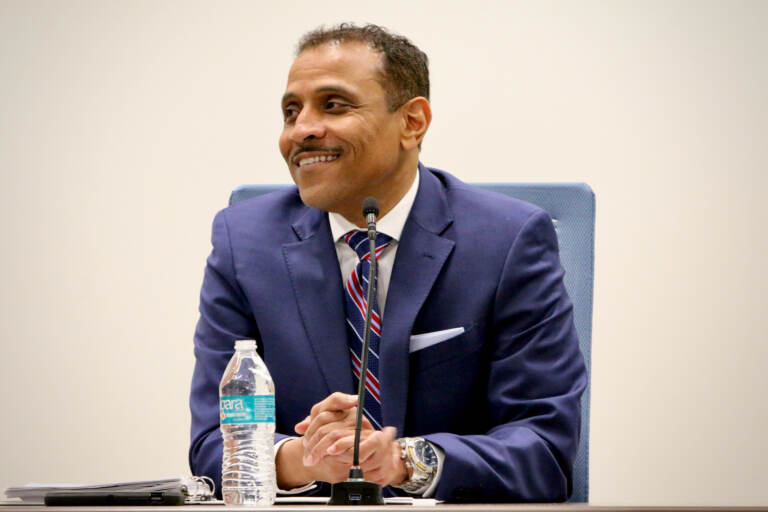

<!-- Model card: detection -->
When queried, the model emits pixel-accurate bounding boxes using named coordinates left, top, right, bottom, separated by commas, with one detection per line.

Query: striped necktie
left=343, top=229, right=392, bottom=430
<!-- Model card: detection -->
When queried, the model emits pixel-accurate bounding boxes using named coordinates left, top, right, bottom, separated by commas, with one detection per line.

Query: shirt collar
left=328, top=169, right=419, bottom=243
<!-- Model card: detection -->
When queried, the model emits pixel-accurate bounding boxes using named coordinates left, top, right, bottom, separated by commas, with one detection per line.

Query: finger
left=306, top=407, right=371, bottom=435
left=360, top=414, right=375, bottom=431
left=325, top=427, right=376, bottom=456
left=294, top=415, right=311, bottom=435
left=381, top=426, right=397, bottom=439
left=303, top=409, right=351, bottom=446
left=360, top=426, right=395, bottom=453
left=326, top=433, right=357, bottom=456
left=303, top=416, right=363, bottom=466
left=360, top=459, right=383, bottom=476
left=324, top=448, right=354, bottom=464
left=305, top=423, right=352, bottom=465
left=357, top=433, right=383, bottom=466
left=309, top=392, right=357, bottom=421
left=357, top=427, right=397, bottom=465
left=327, top=431, right=370, bottom=457
left=317, top=409, right=372, bottom=445
left=359, top=440, right=389, bottom=473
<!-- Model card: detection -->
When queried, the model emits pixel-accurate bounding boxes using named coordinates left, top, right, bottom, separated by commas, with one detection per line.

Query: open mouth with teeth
left=297, top=154, right=340, bottom=167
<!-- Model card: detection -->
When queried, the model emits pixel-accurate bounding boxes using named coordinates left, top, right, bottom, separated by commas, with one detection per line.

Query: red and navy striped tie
left=343, top=229, right=392, bottom=430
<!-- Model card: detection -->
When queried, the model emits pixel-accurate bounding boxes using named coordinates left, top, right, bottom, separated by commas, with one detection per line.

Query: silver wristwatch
left=395, top=437, right=438, bottom=494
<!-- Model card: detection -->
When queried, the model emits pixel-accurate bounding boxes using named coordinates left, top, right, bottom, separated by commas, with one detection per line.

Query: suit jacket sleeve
left=423, top=209, right=587, bottom=502
left=188, top=209, right=293, bottom=495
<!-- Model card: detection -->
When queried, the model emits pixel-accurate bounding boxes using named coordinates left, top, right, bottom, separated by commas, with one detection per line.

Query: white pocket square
left=409, top=327, right=466, bottom=353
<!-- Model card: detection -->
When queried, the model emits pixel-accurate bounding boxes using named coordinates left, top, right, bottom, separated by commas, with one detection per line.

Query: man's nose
left=290, top=108, right=326, bottom=142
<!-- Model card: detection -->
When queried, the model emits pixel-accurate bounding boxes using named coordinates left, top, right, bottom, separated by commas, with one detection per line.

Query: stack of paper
left=4, top=477, right=213, bottom=504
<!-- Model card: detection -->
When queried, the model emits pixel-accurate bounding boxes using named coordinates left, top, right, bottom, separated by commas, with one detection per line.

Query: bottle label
left=220, top=395, right=275, bottom=424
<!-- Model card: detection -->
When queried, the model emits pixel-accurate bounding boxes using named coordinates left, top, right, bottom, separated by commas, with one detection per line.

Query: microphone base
left=327, top=480, right=384, bottom=506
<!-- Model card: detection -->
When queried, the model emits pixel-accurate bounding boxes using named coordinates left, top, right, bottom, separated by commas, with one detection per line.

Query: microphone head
left=362, top=197, right=379, bottom=218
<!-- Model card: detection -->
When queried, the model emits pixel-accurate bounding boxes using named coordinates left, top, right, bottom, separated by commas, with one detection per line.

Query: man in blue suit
left=189, top=24, right=586, bottom=502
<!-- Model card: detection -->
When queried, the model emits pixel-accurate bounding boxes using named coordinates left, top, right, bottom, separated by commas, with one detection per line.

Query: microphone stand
left=328, top=199, right=385, bottom=506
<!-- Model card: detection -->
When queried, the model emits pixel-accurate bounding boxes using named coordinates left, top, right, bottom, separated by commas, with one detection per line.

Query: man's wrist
left=276, top=437, right=315, bottom=490
left=393, top=437, right=439, bottom=494
left=391, top=438, right=409, bottom=486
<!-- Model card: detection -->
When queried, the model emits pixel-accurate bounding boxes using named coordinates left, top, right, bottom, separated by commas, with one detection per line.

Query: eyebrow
left=281, top=85, right=358, bottom=106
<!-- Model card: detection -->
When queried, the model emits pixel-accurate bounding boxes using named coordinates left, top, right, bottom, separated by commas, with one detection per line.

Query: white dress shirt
left=328, top=170, right=419, bottom=315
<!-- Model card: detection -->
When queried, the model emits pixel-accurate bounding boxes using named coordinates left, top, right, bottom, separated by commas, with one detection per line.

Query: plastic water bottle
left=219, top=339, right=276, bottom=505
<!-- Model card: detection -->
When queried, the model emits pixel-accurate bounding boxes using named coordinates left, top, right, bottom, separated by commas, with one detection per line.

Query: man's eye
left=325, top=101, right=348, bottom=111
left=283, top=106, right=299, bottom=121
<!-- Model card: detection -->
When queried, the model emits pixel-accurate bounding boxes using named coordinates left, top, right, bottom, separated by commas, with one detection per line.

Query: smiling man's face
left=279, top=41, right=415, bottom=224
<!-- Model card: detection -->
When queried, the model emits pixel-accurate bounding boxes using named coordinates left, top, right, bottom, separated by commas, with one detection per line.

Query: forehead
left=284, top=42, right=386, bottom=98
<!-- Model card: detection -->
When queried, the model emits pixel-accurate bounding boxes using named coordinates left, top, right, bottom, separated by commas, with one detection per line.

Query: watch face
left=414, top=439, right=438, bottom=468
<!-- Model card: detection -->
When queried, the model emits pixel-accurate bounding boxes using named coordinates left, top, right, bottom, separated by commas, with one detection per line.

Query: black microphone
left=362, top=196, right=378, bottom=236
left=328, top=197, right=385, bottom=506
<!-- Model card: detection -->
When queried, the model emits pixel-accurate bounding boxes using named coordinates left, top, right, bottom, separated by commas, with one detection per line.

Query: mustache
left=291, top=145, right=343, bottom=160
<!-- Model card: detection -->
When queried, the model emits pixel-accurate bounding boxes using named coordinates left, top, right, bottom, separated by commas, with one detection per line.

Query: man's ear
left=400, top=97, right=432, bottom=151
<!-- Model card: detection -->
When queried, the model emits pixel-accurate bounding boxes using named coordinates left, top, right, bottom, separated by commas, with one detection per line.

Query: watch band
left=395, top=437, right=438, bottom=494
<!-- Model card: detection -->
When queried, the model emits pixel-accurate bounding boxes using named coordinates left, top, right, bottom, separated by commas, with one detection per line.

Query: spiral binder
left=181, top=476, right=216, bottom=503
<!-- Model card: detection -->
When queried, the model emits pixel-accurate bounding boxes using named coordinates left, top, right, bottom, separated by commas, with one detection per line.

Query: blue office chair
left=229, top=182, right=595, bottom=503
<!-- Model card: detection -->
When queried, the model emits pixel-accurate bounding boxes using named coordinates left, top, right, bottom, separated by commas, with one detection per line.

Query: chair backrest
left=229, top=182, right=595, bottom=503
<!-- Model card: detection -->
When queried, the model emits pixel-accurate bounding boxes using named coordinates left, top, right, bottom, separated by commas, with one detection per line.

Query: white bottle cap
left=234, top=339, right=257, bottom=350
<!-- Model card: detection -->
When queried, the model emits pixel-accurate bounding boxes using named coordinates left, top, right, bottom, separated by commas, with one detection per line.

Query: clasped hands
left=276, top=392, right=407, bottom=489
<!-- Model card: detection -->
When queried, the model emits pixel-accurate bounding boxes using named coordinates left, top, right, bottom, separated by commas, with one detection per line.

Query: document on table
left=4, top=480, right=438, bottom=506
left=3, top=477, right=214, bottom=504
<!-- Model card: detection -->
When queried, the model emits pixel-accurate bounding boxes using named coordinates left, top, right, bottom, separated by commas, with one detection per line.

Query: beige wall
left=1, top=0, right=766, bottom=505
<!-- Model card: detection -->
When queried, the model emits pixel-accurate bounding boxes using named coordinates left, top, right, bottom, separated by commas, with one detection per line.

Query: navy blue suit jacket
left=189, top=164, right=587, bottom=502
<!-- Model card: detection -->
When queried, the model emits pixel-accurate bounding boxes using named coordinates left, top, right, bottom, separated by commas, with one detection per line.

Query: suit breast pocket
left=409, top=322, right=484, bottom=372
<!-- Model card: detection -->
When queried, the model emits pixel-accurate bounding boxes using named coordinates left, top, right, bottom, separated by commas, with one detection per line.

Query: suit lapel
left=380, top=164, right=455, bottom=436
left=283, top=207, right=355, bottom=395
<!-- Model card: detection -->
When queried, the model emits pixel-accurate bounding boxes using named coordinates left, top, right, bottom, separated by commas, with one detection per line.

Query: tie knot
left=344, top=230, right=392, bottom=261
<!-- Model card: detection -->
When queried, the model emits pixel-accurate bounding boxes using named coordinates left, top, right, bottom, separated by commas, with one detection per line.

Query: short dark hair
left=296, top=23, right=429, bottom=112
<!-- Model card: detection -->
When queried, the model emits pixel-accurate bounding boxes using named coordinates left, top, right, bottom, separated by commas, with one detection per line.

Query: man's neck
left=339, top=166, right=419, bottom=228
left=328, top=166, right=420, bottom=243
